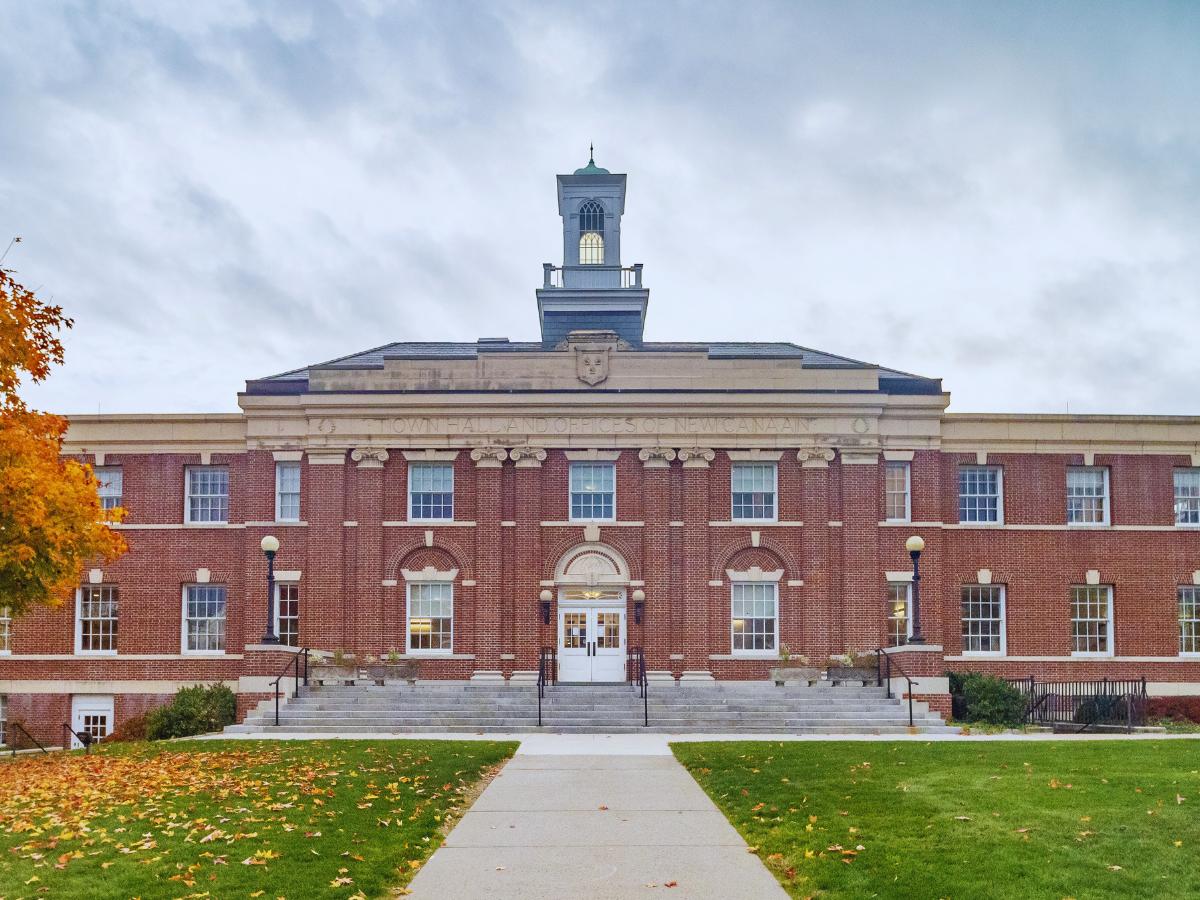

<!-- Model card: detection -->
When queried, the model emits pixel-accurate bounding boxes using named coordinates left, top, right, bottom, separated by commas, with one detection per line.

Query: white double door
left=558, top=591, right=627, bottom=683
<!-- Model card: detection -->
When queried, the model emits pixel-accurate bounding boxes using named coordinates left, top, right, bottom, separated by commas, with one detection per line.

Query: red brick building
left=2, top=157, right=1199, bottom=743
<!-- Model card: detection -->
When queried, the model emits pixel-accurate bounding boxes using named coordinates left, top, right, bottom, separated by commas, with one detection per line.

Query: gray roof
left=246, top=339, right=939, bottom=395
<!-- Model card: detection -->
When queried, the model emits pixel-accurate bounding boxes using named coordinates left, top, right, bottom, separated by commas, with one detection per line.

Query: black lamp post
left=905, top=535, right=926, bottom=644
left=260, top=535, right=280, bottom=644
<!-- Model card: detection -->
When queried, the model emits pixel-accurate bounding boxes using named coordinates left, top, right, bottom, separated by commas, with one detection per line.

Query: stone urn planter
left=311, top=662, right=358, bottom=686
left=770, top=664, right=822, bottom=687
left=364, top=660, right=420, bottom=685
left=827, top=652, right=879, bottom=686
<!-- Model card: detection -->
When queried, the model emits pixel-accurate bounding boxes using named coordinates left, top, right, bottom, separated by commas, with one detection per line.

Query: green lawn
left=0, top=738, right=516, bottom=899
left=673, top=740, right=1200, bottom=899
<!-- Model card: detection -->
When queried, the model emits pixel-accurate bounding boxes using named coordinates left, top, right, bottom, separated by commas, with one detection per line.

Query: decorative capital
left=637, top=447, right=677, bottom=468
left=678, top=447, right=716, bottom=468
left=509, top=447, right=548, bottom=468
left=470, top=446, right=509, bottom=468
left=796, top=446, right=836, bottom=468
left=350, top=448, right=389, bottom=469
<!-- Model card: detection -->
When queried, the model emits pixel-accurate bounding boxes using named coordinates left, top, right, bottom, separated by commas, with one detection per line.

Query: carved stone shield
left=575, top=347, right=610, bottom=385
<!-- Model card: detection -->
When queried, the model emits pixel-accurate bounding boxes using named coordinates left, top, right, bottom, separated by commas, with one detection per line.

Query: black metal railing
left=62, top=724, right=96, bottom=754
left=877, top=649, right=915, bottom=728
left=1004, top=677, right=1148, bottom=732
left=537, top=646, right=556, bottom=727
left=628, top=646, right=648, bottom=727
left=5, top=723, right=49, bottom=756
left=273, top=648, right=311, bottom=727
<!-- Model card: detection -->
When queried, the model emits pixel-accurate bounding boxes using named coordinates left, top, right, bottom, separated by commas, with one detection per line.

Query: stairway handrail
left=877, top=648, right=915, bottom=728
left=6, top=723, right=49, bottom=756
left=272, top=647, right=310, bottom=726
left=537, top=646, right=556, bottom=727
left=628, top=646, right=648, bottom=727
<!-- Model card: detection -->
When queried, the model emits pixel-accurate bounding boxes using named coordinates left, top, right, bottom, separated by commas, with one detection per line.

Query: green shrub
left=146, top=684, right=237, bottom=740
left=953, top=673, right=1027, bottom=727
left=1073, top=695, right=1129, bottom=726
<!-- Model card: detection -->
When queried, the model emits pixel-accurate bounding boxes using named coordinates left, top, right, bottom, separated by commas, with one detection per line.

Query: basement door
left=70, top=695, right=114, bottom=749
left=557, top=588, right=626, bottom=683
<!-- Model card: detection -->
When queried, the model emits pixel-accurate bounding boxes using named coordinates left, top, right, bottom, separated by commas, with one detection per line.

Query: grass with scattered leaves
left=672, top=740, right=1200, bottom=899
left=0, top=738, right=516, bottom=899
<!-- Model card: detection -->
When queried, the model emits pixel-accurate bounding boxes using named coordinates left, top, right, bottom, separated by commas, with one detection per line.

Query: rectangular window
left=886, top=583, right=911, bottom=646
left=731, top=463, right=777, bottom=521
left=884, top=462, right=910, bottom=523
left=1175, top=469, right=1200, bottom=526
left=569, top=463, right=615, bottom=521
left=408, top=463, right=454, bottom=521
left=958, top=466, right=1003, bottom=524
left=275, top=462, right=301, bottom=522
left=95, top=466, right=123, bottom=511
left=276, top=583, right=299, bottom=647
left=184, top=585, right=227, bottom=653
left=961, top=585, right=1005, bottom=654
left=408, top=582, right=453, bottom=652
left=76, top=586, right=118, bottom=654
left=1180, top=587, right=1200, bottom=656
left=1067, top=467, right=1109, bottom=526
left=0, top=607, right=9, bottom=654
left=1071, top=585, right=1113, bottom=655
left=186, top=466, right=229, bottom=524
left=731, top=582, right=778, bottom=653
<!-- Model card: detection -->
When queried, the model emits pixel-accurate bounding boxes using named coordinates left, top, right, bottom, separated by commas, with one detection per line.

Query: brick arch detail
left=385, top=537, right=474, bottom=581
left=710, top=538, right=795, bottom=581
left=541, top=530, right=643, bottom=583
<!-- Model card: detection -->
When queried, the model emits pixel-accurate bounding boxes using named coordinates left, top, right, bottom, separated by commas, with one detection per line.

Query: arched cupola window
left=578, top=200, right=605, bottom=265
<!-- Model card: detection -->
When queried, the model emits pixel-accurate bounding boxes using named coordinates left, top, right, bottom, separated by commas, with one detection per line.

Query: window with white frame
left=1180, top=587, right=1200, bottom=655
left=186, top=466, right=229, bottom=523
left=276, top=583, right=299, bottom=647
left=95, top=466, right=123, bottom=511
left=884, top=462, right=910, bottom=523
left=77, top=586, right=118, bottom=654
left=1175, top=469, right=1200, bottom=526
left=1067, top=467, right=1109, bottom=526
left=731, top=582, right=778, bottom=653
left=184, top=585, right=227, bottom=653
left=0, top=607, right=9, bottom=654
left=275, top=462, right=300, bottom=522
left=961, top=585, right=1005, bottom=654
left=886, top=583, right=911, bottom=646
left=409, top=463, right=454, bottom=521
left=958, top=466, right=1003, bottom=524
left=569, top=463, right=615, bottom=521
left=407, top=582, right=453, bottom=652
left=731, top=463, right=777, bottom=521
left=1071, top=585, right=1113, bottom=655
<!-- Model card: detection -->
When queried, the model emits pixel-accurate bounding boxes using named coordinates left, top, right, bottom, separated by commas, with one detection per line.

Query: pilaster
left=351, top=449, right=387, bottom=653
left=680, top=448, right=713, bottom=675
left=472, top=447, right=506, bottom=678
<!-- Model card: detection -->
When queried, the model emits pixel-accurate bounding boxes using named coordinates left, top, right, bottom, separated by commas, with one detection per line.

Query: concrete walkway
left=407, top=750, right=787, bottom=899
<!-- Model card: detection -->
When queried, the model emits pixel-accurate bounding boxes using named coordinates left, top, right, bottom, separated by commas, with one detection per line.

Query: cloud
left=1, top=0, right=1197, bottom=414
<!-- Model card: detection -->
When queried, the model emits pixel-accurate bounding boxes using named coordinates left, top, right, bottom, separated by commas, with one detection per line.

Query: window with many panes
left=408, top=582, right=453, bottom=652
left=1175, top=469, right=1200, bottom=526
left=409, top=463, right=454, bottom=521
left=958, top=466, right=1003, bottom=524
left=0, top=607, right=9, bottom=654
left=184, top=585, right=227, bottom=653
left=731, top=582, right=778, bottom=654
left=186, top=466, right=229, bottom=523
left=275, top=462, right=300, bottom=522
left=76, top=586, right=118, bottom=654
left=276, top=583, right=299, bottom=647
left=1067, top=467, right=1109, bottom=526
left=731, top=463, right=777, bottom=521
left=1180, top=587, right=1200, bottom=656
left=886, top=583, right=911, bottom=646
left=961, top=585, right=1005, bottom=654
left=569, top=463, right=615, bottom=521
left=578, top=201, right=605, bottom=264
left=95, top=466, right=123, bottom=511
left=1071, top=585, right=1113, bottom=655
left=884, top=462, right=910, bottom=523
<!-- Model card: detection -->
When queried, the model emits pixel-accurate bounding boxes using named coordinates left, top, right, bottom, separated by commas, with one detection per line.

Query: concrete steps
left=230, top=680, right=953, bottom=735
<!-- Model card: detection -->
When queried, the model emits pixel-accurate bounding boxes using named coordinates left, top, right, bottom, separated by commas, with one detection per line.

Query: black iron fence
left=1004, top=677, right=1148, bottom=732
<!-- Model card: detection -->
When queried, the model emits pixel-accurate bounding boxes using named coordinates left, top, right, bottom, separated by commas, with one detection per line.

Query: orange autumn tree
left=0, top=267, right=126, bottom=617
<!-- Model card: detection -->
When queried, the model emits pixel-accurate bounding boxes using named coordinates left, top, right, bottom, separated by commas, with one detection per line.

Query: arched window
left=579, top=200, right=604, bottom=233
left=579, top=232, right=604, bottom=265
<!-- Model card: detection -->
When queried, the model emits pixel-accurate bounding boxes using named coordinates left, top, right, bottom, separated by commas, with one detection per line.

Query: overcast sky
left=2, top=1, right=1198, bottom=415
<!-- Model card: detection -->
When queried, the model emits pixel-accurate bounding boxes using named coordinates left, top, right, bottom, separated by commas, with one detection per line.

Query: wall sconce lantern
left=539, top=589, right=553, bottom=625
left=632, top=589, right=646, bottom=625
